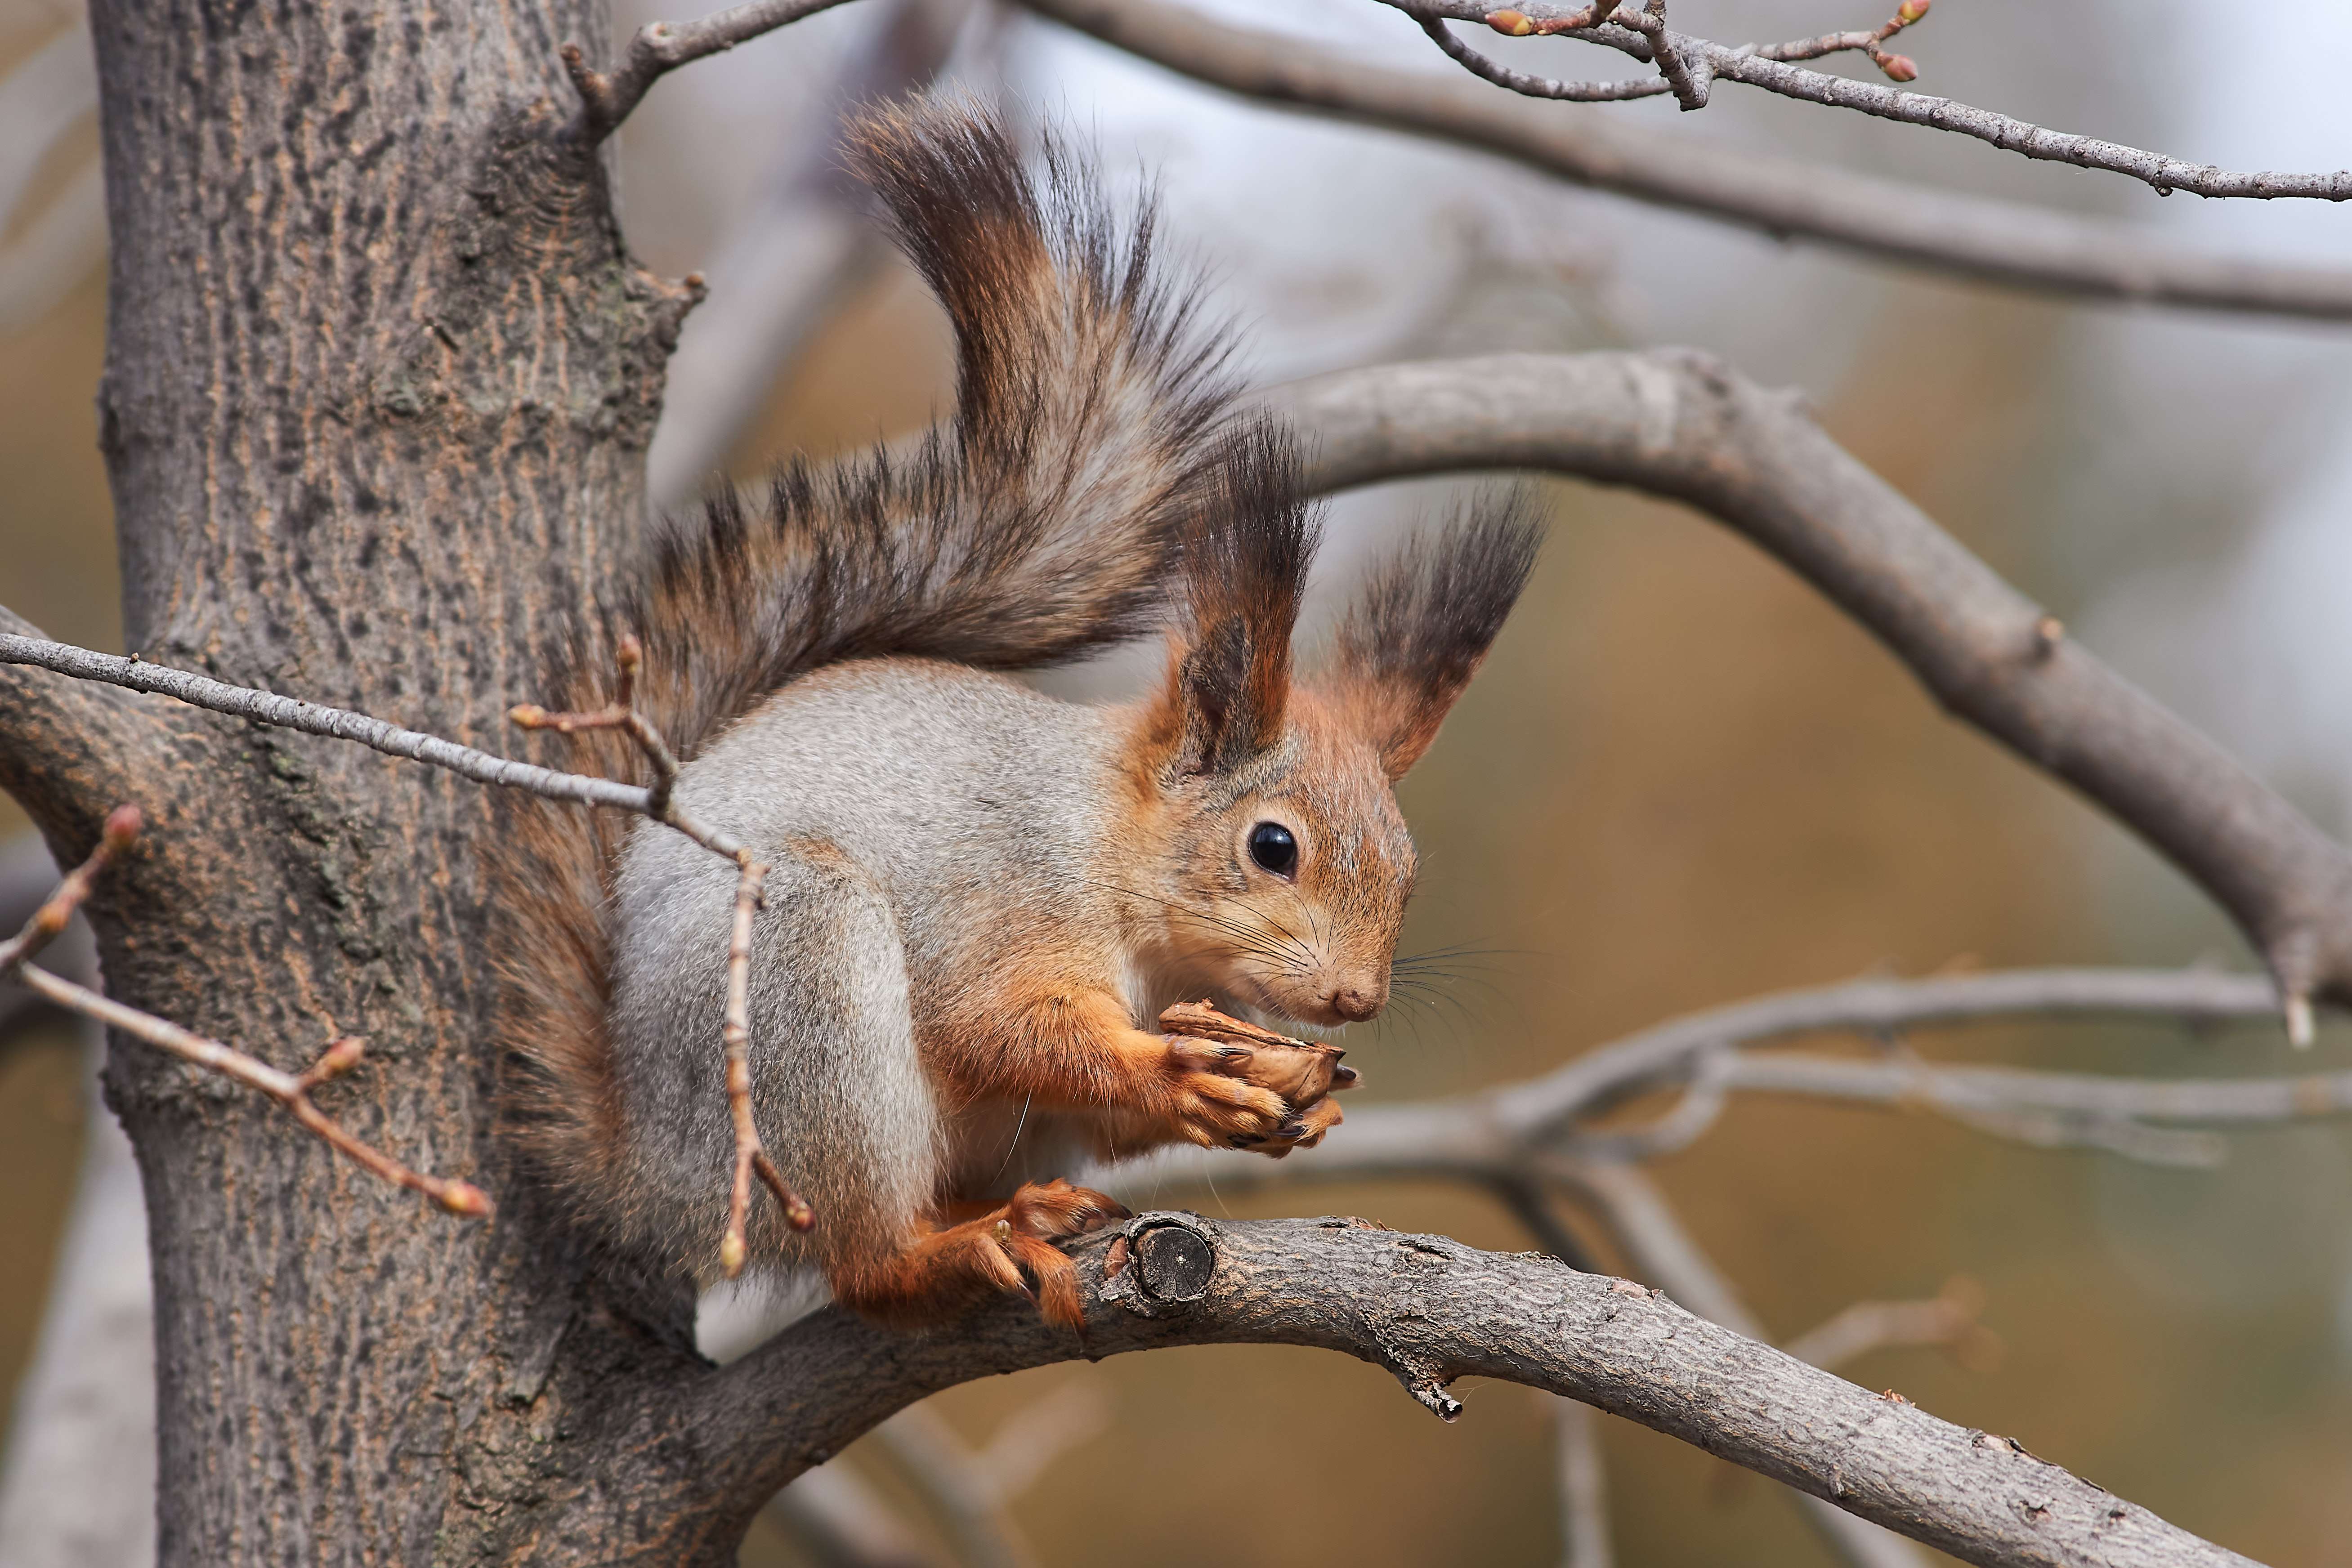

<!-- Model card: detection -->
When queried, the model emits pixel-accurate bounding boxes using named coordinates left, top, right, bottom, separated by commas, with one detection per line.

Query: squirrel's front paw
left=1158, top=1001, right=1359, bottom=1158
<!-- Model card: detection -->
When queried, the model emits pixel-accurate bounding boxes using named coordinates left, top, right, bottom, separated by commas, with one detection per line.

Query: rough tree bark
left=14, top=3, right=699, bottom=1559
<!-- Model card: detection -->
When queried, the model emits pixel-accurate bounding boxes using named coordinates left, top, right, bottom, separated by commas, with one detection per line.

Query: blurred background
left=4, top=0, right=2351, bottom=1563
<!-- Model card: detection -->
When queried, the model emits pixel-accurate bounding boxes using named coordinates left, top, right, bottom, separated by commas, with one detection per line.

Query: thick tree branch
left=1265, top=353, right=2352, bottom=1024
left=666, top=1215, right=2256, bottom=1568
left=1015, top=0, right=2352, bottom=322
left=1541, top=1159, right=1928, bottom=1568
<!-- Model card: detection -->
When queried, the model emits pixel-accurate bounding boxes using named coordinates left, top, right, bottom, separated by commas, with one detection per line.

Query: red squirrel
left=492, top=99, right=1537, bottom=1330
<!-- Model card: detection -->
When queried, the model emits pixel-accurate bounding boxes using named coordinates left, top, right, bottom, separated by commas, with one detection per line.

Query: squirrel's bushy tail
left=630, top=99, right=1240, bottom=762
left=494, top=99, right=1247, bottom=1246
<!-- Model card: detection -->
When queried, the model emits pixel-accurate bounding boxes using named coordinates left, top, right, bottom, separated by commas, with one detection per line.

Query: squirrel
left=492, top=98, right=1538, bottom=1331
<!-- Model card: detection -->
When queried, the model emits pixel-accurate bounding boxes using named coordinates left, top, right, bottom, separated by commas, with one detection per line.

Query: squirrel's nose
left=1325, top=984, right=1383, bottom=1022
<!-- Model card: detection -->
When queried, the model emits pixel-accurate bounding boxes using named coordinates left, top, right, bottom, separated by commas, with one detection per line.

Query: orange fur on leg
left=832, top=1179, right=1128, bottom=1329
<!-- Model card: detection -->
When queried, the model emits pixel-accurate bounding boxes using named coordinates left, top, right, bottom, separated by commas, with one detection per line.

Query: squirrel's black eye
left=1247, top=822, right=1298, bottom=877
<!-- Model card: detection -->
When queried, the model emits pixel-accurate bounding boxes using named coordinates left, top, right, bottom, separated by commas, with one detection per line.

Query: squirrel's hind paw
left=839, top=1180, right=1129, bottom=1331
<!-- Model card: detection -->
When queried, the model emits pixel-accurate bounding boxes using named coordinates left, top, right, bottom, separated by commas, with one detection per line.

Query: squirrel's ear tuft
left=1156, top=419, right=1320, bottom=777
left=1317, top=488, right=1543, bottom=781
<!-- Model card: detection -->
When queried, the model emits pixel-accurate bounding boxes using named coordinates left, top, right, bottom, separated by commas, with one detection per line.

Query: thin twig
left=1749, top=0, right=1929, bottom=80
left=0, top=632, right=652, bottom=817
left=0, top=809, right=487, bottom=1216
left=562, top=0, right=864, bottom=143
left=1019, top=0, right=2352, bottom=319
left=720, top=852, right=813, bottom=1277
left=1394, top=1, right=2352, bottom=199
left=514, top=638, right=814, bottom=1270
left=1085, top=969, right=2330, bottom=1222
left=0, top=805, right=139, bottom=974
left=8, top=960, right=487, bottom=1216
left=1417, top=17, right=1669, bottom=102
left=511, top=634, right=732, bottom=851
left=0, top=630, right=804, bottom=1245
left=1627, top=0, right=1709, bottom=110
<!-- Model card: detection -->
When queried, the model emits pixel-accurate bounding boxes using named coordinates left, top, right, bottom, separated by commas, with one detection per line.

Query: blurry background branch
left=563, top=0, right=863, bottom=139
left=1017, top=0, right=2352, bottom=322
left=644, top=0, right=983, bottom=509
left=1268, top=352, right=2352, bottom=1027
left=0, top=18, right=103, bottom=330
left=1086, top=965, right=2327, bottom=1568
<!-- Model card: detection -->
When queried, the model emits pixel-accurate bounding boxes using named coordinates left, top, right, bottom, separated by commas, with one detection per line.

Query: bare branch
left=1267, top=352, right=2352, bottom=1021
left=12, top=964, right=487, bottom=1215
left=0, top=612, right=175, bottom=847
left=0, top=805, right=139, bottom=975
left=1, top=626, right=821, bottom=1259
left=1550, top=1396, right=1614, bottom=1568
left=680, top=1215, right=2258, bottom=1568
left=1542, top=1161, right=1929, bottom=1568
left=0, top=628, right=652, bottom=817
left=0, top=834, right=96, bottom=1042
left=1398, top=1, right=2352, bottom=200
left=872, top=1406, right=1041, bottom=1568
left=721, top=853, right=815, bottom=1274
left=1749, top=0, right=1928, bottom=77
left=1624, top=1, right=1709, bottom=110
left=1498, top=967, right=2289, bottom=1137
left=510, top=633, right=747, bottom=853
left=765, top=1465, right=948, bottom=1568
left=648, top=0, right=977, bottom=509
left=1014, top=0, right=2352, bottom=322
left=513, top=636, right=813, bottom=1266
left=1783, top=1279, right=2003, bottom=1376
left=1417, top=16, right=1670, bottom=103
left=562, top=0, right=864, bottom=143
left=1086, top=970, right=2320, bottom=1218
left=0, top=817, right=488, bottom=1218
left=1718, top=1050, right=2352, bottom=1128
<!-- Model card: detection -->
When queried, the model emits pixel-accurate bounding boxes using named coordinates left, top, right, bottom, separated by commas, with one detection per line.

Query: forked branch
left=1394, top=1, right=2352, bottom=199
left=561, top=0, right=862, bottom=142
left=0, top=809, right=487, bottom=1217
left=0, top=627, right=814, bottom=1261
left=1016, top=0, right=2352, bottom=322
left=513, top=636, right=814, bottom=1268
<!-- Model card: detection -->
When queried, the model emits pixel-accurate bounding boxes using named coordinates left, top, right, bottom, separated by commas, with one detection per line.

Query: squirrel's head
left=1120, top=423, right=1540, bottom=1031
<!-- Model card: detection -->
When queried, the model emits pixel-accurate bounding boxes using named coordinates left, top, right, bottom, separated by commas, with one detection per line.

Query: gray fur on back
left=606, top=658, right=1128, bottom=1283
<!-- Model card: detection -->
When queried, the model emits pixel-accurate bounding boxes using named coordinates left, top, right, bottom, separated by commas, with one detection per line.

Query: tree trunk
left=77, top=2, right=705, bottom=1557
